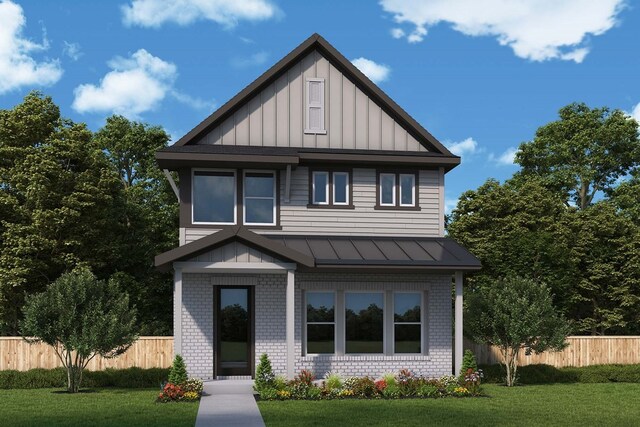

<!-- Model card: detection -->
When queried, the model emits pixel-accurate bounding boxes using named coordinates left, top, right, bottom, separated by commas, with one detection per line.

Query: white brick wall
left=179, top=272, right=453, bottom=380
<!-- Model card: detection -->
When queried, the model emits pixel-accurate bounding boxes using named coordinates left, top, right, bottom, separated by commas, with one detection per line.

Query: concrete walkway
left=195, top=380, right=266, bottom=427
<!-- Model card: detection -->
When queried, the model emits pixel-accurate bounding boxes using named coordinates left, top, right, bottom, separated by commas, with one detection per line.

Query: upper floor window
left=310, top=170, right=351, bottom=207
left=305, top=78, right=325, bottom=134
left=377, top=171, right=418, bottom=209
left=192, top=170, right=236, bottom=224
left=243, top=171, right=276, bottom=226
left=192, top=169, right=277, bottom=226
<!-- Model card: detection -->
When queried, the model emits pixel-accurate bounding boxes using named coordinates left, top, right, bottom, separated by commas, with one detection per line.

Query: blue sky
left=1, top=0, right=639, bottom=211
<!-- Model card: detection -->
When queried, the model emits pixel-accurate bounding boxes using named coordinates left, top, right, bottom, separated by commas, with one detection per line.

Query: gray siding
left=183, top=167, right=442, bottom=244
left=194, top=49, right=427, bottom=152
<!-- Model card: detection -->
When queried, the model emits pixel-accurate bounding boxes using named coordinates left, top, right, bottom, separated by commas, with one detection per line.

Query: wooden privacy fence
left=464, top=336, right=640, bottom=368
left=0, top=337, right=173, bottom=371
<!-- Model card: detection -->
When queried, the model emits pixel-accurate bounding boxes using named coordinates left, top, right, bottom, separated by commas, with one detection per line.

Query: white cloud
left=121, top=0, right=280, bottom=28
left=630, top=103, right=640, bottom=123
left=444, top=197, right=459, bottom=215
left=170, top=89, right=215, bottom=111
left=72, top=49, right=178, bottom=118
left=380, top=0, right=626, bottom=62
left=489, top=147, right=518, bottom=165
left=351, top=57, right=391, bottom=84
left=446, top=137, right=478, bottom=156
left=231, top=51, right=269, bottom=68
left=390, top=28, right=405, bottom=39
left=0, top=0, right=62, bottom=94
left=62, top=41, right=82, bottom=61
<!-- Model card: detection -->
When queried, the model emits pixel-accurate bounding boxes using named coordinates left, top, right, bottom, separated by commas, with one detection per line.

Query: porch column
left=454, top=271, right=463, bottom=376
left=174, top=267, right=183, bottom=357
left=286, top=269, right=295, bottom=379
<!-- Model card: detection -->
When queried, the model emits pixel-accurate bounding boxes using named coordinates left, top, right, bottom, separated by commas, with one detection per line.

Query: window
left=306, top=292, right=335, bottom=354
left=312, top=171, right=329, bottom=205
left=379, top=173, right=396, bottom=206
left=243, top=172, right=276, bottom=225
left=345, top=292, right=384, bottom=354
left=310, top=170, right=351, bottom=207
left=305, top=78, right=325, bottom=134
left=192, top=171, right=236, bottom=224
left=377, top=171, right=418, bottom=208
left=394, top=293, right=422, bottom=354
left=399, top=174, right=416, bottom=206
left=333, top=172, right=349, bottom=205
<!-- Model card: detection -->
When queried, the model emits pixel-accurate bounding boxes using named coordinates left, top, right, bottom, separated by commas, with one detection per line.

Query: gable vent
left=305, top=78, right=325, bottom=134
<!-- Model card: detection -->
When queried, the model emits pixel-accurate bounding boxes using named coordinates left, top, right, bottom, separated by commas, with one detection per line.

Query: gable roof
left=172, top=33, right=454, bottom=156
left=155, top=226, right=315, bottom=271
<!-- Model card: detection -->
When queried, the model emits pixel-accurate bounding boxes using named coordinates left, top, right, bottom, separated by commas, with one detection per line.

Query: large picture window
left=306, top=292, right=335, bottom=354
left=192, top=171, right=236, bottom=224
left=243, top=172, right=276, bottom=225
left=393, top=293, right=422, bottom=354
left=345, top=292, right=384, bottom=354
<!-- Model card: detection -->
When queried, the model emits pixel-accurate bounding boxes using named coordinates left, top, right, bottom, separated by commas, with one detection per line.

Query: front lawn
left=0, top=388, right=198, bottom=427
left=258, top=383, right=640, bottom=426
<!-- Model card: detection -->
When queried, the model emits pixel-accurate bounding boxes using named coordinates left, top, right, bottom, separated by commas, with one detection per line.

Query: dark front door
left=216, top=287, right=253, bottom=377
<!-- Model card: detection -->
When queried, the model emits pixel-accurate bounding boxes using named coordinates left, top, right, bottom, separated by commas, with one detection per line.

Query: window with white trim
left=305, top=78, right=325, bottom=134
left=243, top=171, right=276, bottom=225
left=311, top=171, right=329, bottom=205
left=192, top=170, right=236, bottom=224
left=393, top=293, right=422, bottom=354
left=333, top=172, right=349, bottom=205
left=306, top=292, right=335, bottom=354
left=379, top=173, right=396, bottom=206
left=399, top=174, right=416, bottom=206
left=378, top=172, right=418, bottom=208
left=345, top=292, right=384, bottom=354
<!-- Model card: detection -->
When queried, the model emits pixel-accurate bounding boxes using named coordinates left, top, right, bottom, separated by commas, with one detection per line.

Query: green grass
left=258, top=383, right=640, bottom=427
left=0, top=388, right=199, bottom=427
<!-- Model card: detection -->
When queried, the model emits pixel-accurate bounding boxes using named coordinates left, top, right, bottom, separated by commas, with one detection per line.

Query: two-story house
left=155, top=34, right=480, bottom=381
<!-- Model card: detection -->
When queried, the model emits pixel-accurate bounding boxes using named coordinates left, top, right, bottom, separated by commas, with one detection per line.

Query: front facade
left=156, top=34, right=480, bottom=380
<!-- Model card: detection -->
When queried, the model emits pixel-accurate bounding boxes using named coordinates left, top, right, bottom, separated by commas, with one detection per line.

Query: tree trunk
left=67, top=365, right=83, bottom=393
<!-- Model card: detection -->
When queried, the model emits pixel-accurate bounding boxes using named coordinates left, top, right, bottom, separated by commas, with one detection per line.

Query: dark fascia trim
left=171, top=33, right=455, bottom=157
left=155, top=226, right=315, bottom=270
left=298, top=152, right=460, bottom=170
left=157, top=152, right=299, bottom=170
left=297, top=265, right=481, bottom=274
left=314, top=259, right=481, bottom=268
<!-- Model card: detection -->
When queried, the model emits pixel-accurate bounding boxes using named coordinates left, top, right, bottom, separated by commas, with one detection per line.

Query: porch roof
left=155, top=227, right=481, bottom=272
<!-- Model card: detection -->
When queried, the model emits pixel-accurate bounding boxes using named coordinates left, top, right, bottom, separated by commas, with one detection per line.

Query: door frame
left=214, top=285, right=255, bottom=378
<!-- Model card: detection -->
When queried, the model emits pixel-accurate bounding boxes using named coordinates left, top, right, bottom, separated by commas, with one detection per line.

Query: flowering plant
left=374, top=379, right=387, bottom=392
left=157, top=383, right=184, bottom=402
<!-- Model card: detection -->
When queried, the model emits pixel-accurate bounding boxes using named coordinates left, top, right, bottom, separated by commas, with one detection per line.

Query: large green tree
left=515, top=103, right=639, bottom=210
left=94, top=115, right=178, bottom=335
left=0, top=92, right=126, bottom=334
left=448, top=178, right=573, bottom=307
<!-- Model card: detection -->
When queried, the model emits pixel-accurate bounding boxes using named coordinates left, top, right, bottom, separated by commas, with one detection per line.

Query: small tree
left=254, top=353, right=275, bottom=391
left=459, top=349, right=478, bottom=379
left=21, top=269, right=138, bottom=393
left=168, top=354, right=188, bottom=385
left=465, top=276, right=570, bottom=386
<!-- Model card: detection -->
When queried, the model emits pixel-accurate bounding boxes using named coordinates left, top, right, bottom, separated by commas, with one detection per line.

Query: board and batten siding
left=183, top=167, right=443, bottom=244
left=188, top=241, right=277, bottom=263
left=193, top=49, right=427, bottom=152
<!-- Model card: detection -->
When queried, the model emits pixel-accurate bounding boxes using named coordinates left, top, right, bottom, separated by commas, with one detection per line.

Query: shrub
left=417, top=383, right=440, bottom=398
left=344, top=376, right=376, bottom=398
left=324, top=371, right=342, bottom=391
left=0, top=367, right=170, bottom=389
left=157, top=383, right=184, bottom=402
left=273, top=375, right=288, bottom=391
left=382, top=383, right=401, bottom=398
left=259, top=388, right=279, bottom=401
left=459, top=350, right=478, bottom=379
left=182, top=378, right=204, bottom=395
left=168, top=355, right=188, bottom=385
left=255, top=354, right=275, bottom=392
left=478, top=363, right=640, bottom=384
